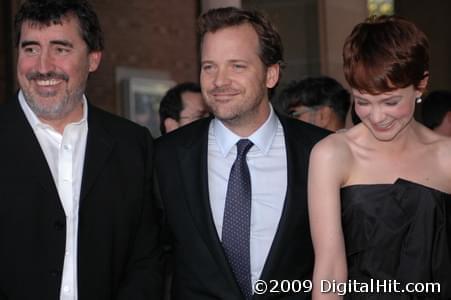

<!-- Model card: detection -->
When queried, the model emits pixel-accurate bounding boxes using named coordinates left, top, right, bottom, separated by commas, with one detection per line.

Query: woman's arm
left=308, top=134, right=350, bottom=299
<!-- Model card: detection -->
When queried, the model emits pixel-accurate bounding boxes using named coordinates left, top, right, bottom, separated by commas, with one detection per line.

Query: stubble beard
left=209, top=91, right=267, bottom=130
left=23, top=84, right=85, bottom=121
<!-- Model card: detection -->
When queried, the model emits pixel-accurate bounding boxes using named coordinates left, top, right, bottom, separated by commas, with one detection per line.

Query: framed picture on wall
left=122, top=77, right=175, bottom=137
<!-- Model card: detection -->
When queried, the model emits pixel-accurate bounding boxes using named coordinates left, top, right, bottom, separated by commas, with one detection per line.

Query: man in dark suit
left=0, top=0, right=162, bottom=299
left=155, top=7, right=330, bottom=300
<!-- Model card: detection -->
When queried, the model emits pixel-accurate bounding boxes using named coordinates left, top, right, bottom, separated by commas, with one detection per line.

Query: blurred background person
left=421, top=90, right=451, bottom=137
left=159, top=82, right=209, bottom=134
left=274, top=76, right=350, bottom=131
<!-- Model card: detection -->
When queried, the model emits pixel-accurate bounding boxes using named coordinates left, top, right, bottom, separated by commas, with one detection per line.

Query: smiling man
left=17, top=14, right=98, bottom=133
left=155, top=7, right=330, bottom=300
left=0, top=1, right=163, bottom=299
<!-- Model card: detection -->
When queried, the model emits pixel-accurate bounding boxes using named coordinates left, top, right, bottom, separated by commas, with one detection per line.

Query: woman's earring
left=416, top=97, right=422, bottom=104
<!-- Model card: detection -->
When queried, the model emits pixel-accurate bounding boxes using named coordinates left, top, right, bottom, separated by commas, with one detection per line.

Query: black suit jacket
left=0, top=96, right=163, bottom=300
left=155, top=115, right=330, bottom=299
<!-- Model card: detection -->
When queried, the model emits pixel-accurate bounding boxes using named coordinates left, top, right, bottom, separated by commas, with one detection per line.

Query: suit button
left=50, top=270, right=61, bottom=277
left=54, top=220, right=65, bottom=231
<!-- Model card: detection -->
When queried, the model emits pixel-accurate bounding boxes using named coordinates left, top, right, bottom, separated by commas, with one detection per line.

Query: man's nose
left=213, top=67, right=231, bottom=87
left=37, top=50, right=55, bottom=74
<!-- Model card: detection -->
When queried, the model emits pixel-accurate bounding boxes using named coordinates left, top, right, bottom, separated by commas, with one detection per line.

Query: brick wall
left=89, top=0, right=200, bottom=113
left=0, top=0, right=200, bottom=113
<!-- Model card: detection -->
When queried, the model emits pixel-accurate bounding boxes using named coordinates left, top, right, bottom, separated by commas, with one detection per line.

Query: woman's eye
left=385, top=102, right=398, bottom=106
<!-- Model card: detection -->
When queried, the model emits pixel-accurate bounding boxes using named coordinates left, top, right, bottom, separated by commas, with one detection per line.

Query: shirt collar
left=18, top=90, right=88, bottom=130
left=212, top=104, right=278, bottom=157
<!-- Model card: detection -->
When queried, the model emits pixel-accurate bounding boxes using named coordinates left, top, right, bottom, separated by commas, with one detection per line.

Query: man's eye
left=356, top=101, right=368, bottom=106
left=55, top=47, right=70, bottom=54
left=23, top=47, right=38, bottom=55
left=233, top=64, right=246, bottom=70
left=202, top=64, right=214, bottom=72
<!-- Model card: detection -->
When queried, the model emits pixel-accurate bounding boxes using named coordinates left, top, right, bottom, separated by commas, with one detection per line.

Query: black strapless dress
left=341, top=179, right=451, bottom=299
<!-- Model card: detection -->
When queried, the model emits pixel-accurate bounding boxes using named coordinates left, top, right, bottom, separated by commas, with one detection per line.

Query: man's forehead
left=201, top=25, right=261, bottom=61
left=202, top=23, right=258, bottom=42
left=181, top=91, right=203, bottom=103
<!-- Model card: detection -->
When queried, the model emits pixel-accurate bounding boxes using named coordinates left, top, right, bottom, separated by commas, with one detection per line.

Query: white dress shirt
left=208, top=104, right=288, bottom=288
left=19, top=91, right=88, bottom=300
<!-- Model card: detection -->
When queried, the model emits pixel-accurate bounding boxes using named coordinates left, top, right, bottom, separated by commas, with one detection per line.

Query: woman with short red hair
left=308, top=15, right=451, bottom=299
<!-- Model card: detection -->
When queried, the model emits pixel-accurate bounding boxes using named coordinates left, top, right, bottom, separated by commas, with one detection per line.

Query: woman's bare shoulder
left=311, top=129, right=355, bottom=168
left=417, top=127, right=451, bottom=190
left=436, top=136, right=451, bottom=171
left=313, top=127, right=359, bottom=157
left=435, top=135, right=451, bottom=149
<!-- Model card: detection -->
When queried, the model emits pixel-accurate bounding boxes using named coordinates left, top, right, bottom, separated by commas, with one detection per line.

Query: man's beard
left=23, top=71, right=84, bottom=120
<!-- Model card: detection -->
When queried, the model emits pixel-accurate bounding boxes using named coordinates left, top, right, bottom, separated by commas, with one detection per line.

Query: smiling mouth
left=372, top=122, right=394, bottom=131
left=35, top=79, right=63, bottom=86
left=211, top=93, right=240, bottom=102
left=212, top=91, right=239, bottom=96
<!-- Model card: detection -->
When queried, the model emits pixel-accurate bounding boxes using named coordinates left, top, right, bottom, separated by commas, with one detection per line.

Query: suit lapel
left=6, top=99, right=114, bottom=209
left=79, top=105, right=114, bottom=202
left=259, top=117, right=309, bottom=281
left=176, top=119, right=238, bottom=288
left=3, top=98, right=61, bottom=206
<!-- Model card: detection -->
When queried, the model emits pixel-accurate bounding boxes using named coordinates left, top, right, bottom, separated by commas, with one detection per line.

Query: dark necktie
left=222, top=139, right=254, bottom=299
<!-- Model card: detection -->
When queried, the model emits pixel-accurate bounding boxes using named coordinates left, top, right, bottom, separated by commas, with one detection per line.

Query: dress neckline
left=341, top=178, right=451, bottom=196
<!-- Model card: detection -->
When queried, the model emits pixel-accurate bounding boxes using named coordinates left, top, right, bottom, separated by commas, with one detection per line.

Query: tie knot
left=236, top=139, right=253, bottom=158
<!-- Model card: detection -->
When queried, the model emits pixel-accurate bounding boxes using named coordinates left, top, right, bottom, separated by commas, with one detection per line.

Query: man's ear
left=164, top=118, right=180, bottom=133
left=265, top=64, right=280, bottom=89
left=88, top=51, right=102, bottom=72
left=316, top=106, right=333, bottom=128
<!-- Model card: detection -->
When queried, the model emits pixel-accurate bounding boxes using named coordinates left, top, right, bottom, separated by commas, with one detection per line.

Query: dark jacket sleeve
left=0, top=288, right=6, bottom=300
left=116, top=129, right=164, bottom=300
